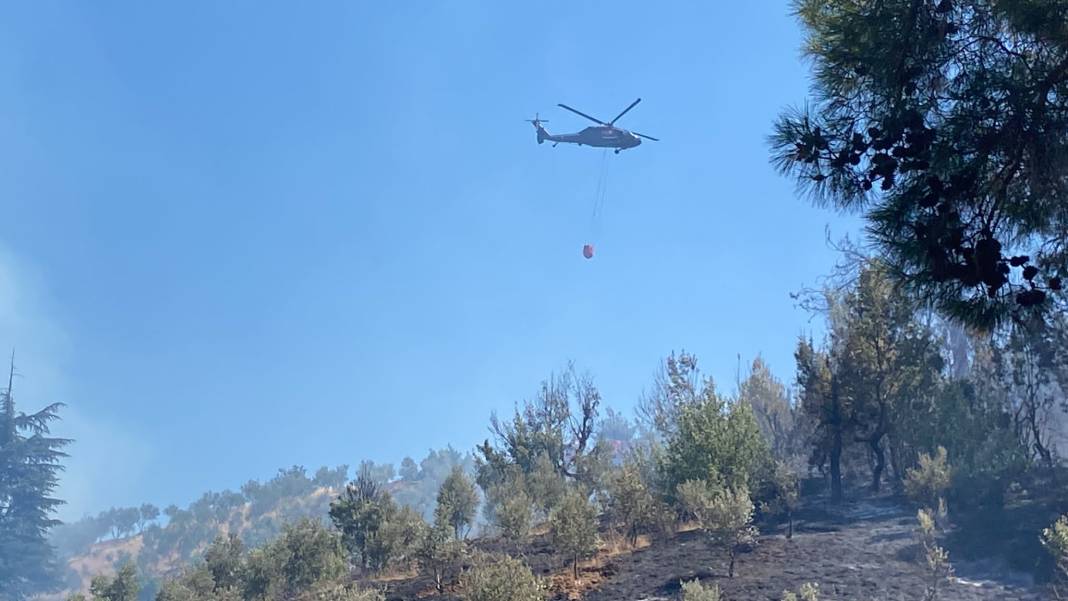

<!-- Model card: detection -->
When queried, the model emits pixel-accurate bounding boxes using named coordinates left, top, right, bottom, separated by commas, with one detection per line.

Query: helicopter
left=528, top=98, right=658, bottom=154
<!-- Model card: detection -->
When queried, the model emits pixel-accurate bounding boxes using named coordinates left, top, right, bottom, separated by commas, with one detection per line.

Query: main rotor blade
left=557, top=103, right=606, bottom=125
left=609, top=98, right=641, bottom=125
left=632, top=131, right=659, bottom=141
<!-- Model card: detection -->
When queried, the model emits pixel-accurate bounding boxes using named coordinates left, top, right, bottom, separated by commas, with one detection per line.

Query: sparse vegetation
left=760, top=461, right=799, bottom=539
left=678, top=479, right=757, bottom=578
left=917, top=508, right=953, bottom=601
left=679, top=578, right=720, bottom=601
left=781, top=583, right=819, bottom=601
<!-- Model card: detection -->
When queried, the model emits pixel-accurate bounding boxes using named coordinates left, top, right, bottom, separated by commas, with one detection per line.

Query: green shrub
left=89, top=563, right=139, bottom=601
left=678, top=479, right=756, bottom=578
left=492, top=487, right=533, bottom=545
left=679, top=578, right=720, bottom=601
left=916, top=508, right=953, bottom=601
left=549, top=490, right=599, bottom=580
left=781, top=583, right=819, bottom=601
left=1041, top=515, right=1068, bottom=599
left=905, top=447, right=952, bottom=509
left=463, top=554, right=544, bottom=601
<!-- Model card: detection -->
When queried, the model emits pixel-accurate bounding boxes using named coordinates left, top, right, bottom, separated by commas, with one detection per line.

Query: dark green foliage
left=89, top=563, right=140, bottom=601
left=416, top=522, right=464, bottom=594
left=795, top=336, right=847, bottom=502
left=267, top=519, right=345, bottom=596
left=434, top=466, right=478, bottom=540
left=463, top=553, right=544, bottom=601
left=738, top=358, right=804, bottom=464
left=677, top=480, right=756, bottom=578
left=488, top=485, right=532, bottom=545
left=0, top=363, right=70, bottom=600
left=153, top=518, right=376, bottom=601
left=549, top=489, right=598, bottom=580
left=241, top=519, right=346, bottom=600
left=329, top=476, right=389, bottom=571
left=329, top=475, right=423, bottom=572
left=476, top=364, right=608, bottom=491
left=838, top=266, right=944, bottom=492
left=771, top=0, right=1068, bottom=326
left=605, top=459, right=657, bottom=547
left=796, top=264, right=946, bottom=497
left=760, top=461, right=800, bottom=539
left=661, top=382, right=770, bottom=497
left=204, top=535, right=245, bottom=591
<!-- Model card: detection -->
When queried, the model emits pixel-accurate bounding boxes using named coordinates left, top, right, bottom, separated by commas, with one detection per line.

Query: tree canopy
left=0, top=361, right=69, bottom=601
left=771, top=0, right=1068, bottom=327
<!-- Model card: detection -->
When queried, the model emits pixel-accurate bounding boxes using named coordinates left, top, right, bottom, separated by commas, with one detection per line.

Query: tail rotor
left=526, top=114, right=550, bottom=143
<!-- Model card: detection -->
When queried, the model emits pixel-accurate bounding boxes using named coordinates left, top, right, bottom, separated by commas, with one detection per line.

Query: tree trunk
left=728, top=546, right=736, bottom=578
left=787, top=512, right=794, bottom=539
left=870, top=436, right=886, bottom=493
left=830, top=430, right=843, bottom=504
left=573, top=557, right=578, bottom=580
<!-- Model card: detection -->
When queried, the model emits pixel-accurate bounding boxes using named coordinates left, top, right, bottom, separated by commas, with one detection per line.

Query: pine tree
left=433, top=466, right=477, bottom=540
left=770, top=0, right=1068, bottom=327
left=0, top=356, right=70, bottom=601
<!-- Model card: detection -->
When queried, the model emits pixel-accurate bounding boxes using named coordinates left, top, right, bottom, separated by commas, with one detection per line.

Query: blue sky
left=0, top=2, right=860, bottom=519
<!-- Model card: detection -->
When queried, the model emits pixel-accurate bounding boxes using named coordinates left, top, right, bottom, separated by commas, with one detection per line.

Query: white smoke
left=0, top=247, right=152, bottom=521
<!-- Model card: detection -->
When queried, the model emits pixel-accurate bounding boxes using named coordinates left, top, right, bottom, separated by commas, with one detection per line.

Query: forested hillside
left=49, top=272, right=1068, bottom=598
left=49, top=450, right=478, bottom=597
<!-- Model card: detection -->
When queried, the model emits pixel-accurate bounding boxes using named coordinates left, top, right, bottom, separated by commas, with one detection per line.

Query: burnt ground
left=582, top=498, right=1044, bottom=601
left=373, top=496, right=1048, bottom=601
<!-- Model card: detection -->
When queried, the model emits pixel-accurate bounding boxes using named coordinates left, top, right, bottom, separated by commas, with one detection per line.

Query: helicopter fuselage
left=530, top=99, right=656, bottom=152
left=539, top=125, right=642, bottom=150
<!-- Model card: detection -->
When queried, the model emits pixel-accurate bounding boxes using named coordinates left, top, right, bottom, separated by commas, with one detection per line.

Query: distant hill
left=50, top=449, right=474, bottom=599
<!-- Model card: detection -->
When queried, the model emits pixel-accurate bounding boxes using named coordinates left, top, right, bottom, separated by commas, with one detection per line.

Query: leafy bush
left=463, top=554, right=544, bottom=601
left=491, top=486, right=533, bottom=545
left=905, top=447, right=953, bottom=509
left=89, top=563, right=140, bottom=601
left=417, top=523, right=465, bottom=593
left=760, top=461, right=799, bottom=539
left=434, top=466, right=478, bottom=540
left=679, top=578, right=720, bottom=601
left=662, top=390, right=770, bottom=497
left=606, top=460, right=657, bottom=546
left=549, top=490, right=599, bottom=580
left=678, top=479, right=756, bottom=578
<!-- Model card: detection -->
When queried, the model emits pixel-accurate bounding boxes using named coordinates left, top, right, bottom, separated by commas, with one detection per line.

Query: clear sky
left=0, top=2, right=861, bottom=519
